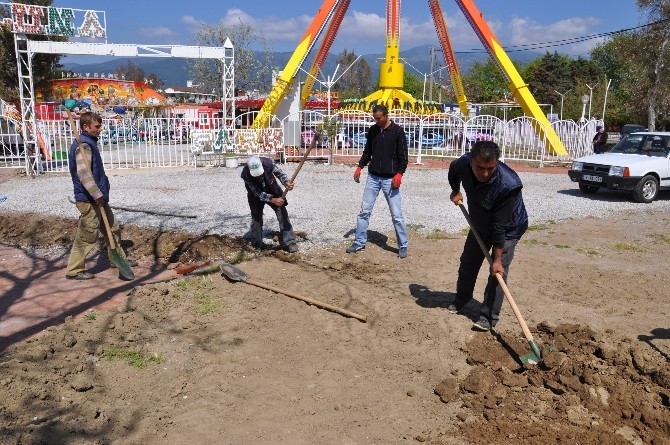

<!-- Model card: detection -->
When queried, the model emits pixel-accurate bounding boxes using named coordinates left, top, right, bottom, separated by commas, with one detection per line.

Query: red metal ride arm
left=429, top=0, right=468, bottom=116
left=301, top=0, right=350, bottom=106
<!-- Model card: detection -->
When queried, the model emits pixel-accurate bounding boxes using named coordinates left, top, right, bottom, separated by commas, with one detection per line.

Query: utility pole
left=428, top=46, right=435, bottom=104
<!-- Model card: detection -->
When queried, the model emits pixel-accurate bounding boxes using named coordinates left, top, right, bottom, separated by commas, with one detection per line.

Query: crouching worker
left=241, top=156, right=298, bottom=253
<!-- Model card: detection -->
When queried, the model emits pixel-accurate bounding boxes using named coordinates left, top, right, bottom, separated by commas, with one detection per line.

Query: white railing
left=1, top=111, right=605, bottom=173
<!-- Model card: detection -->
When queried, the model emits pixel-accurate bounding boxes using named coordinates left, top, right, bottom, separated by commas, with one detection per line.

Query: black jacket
left=357, top=121, right=408, bottom=178
left=448, top=153, right=528, bottom=247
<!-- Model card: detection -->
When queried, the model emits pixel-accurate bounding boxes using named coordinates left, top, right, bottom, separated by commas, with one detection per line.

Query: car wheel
left=633, top=174, right=658, bottom=203
left=579, top=183, right=599, bottom=194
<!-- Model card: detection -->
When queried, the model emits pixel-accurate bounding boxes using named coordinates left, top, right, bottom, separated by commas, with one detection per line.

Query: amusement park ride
left=253, top=0, right=568, bottom=156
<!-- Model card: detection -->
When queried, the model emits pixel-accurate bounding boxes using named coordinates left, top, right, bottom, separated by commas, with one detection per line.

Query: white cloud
left=506, top=16, right=603, bottom=55
left=139, top=27, right=176, bottom=39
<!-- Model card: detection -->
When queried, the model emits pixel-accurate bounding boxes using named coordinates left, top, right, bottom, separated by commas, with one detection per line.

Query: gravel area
left=1, top=162, right=669, bottom=251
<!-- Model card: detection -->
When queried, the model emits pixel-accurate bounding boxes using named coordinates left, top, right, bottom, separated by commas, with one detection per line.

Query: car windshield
left=609, top=134, right=670, bottom=156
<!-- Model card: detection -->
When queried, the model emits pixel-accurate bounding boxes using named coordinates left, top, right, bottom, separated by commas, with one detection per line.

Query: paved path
left=0, top=245, right=176, bottom=352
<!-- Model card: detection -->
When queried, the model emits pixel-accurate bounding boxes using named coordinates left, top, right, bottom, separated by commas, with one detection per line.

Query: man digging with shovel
left=65, top=112, right=137, bottom=280
left=446, top=140, right=528, bottom=332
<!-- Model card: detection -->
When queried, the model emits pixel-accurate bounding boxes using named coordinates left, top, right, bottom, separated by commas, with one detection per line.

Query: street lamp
left=602, top=78, right=612, bottom=121
left=554, top=89, right=571, bottom=120
left=298, top=55, right=361, bottom=117
left=579, top=94, right=589, bottom=124
left=585, top=83, right=597, bottom=120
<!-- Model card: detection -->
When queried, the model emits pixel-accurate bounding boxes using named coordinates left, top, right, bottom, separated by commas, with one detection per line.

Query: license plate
left=583, top=174, right=602, bottom=183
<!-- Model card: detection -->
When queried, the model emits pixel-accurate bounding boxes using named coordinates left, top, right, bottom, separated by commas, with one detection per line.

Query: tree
left=402, top=72, right=423, bottom=99
left=636, top=0, right=670, bottom=130
left=462, top=58, right=508, bottom=103
left=0, top=0, right=63, bottom=102
left=115, top=60, right=146, bottom=82
left=189, top=18, right=273, bottom=97
left=334, top=49, right=373, bottom=99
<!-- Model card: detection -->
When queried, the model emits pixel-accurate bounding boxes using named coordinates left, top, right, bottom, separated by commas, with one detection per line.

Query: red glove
left=354, top=166, right=362, bottom=183
left=392, top=173, right=403, bottom=188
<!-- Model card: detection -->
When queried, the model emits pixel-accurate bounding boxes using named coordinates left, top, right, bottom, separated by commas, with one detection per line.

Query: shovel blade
left=220, top=262, right=248, bottom=282
left=111, top=249, right=135, bottom=280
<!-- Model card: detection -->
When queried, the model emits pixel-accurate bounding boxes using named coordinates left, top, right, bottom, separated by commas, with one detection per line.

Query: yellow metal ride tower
left=254, top=0, right=568, bottom=156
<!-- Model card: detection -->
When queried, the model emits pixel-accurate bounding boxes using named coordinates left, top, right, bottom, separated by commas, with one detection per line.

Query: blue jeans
left=354, top=173, right=408, bottom=249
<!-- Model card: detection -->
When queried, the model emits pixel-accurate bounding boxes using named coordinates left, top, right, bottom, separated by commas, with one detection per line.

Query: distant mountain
left=61, top=45, right=542, bottom=89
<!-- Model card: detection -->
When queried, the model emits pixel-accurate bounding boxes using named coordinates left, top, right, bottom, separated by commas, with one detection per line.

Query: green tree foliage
left=462, top=58, right=508, bottom=104
left=402, top=72, right=423, bottom=99
left=190, top=18, right=272, bottom=96
left=334, top=49, right=373, bottom=99
left=523, top=52, right=604, bottom=121
left=591, top=33, right=647, bottom=126
left=0, top=0, right=63, bottom=102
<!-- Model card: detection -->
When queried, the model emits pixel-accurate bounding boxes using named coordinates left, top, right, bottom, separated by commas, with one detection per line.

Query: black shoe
left=446, top=303, right=463, bottom=314
left=346, top=243, right=365, bottom=253
left=66, top=271, right=94, bottom=280
left=287, top=244, right=299, bottom=253
left=398, top=247, right=408, bottom=259
left=472, top=317, right=492, bottom=332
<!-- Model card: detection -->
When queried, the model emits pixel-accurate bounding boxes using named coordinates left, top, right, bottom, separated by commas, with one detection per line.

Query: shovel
left=281, top=132, right=318, bottom=199
left=67, top=110, right=135, bottom=280
left=220, top=262, right=367, bottom=322
left=457, top=201, right=542, bottom=365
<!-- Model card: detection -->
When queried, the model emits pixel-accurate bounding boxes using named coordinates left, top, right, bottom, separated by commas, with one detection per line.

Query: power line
left=454, top=18, right=670, bottom=54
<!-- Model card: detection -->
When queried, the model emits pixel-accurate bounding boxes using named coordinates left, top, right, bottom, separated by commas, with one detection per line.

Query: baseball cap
left=248, top=156, right=263, bottom=177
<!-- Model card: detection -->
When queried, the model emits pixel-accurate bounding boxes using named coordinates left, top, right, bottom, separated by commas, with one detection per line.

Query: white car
left=568, top=132, right=670, bottom=203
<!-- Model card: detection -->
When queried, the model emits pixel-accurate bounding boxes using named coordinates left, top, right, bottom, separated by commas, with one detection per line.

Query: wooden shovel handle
left=281, top=133, right=318, bottom=199
left=457, top=201, right=535, bottom=342
left=245, top=278, right=367, bottom=322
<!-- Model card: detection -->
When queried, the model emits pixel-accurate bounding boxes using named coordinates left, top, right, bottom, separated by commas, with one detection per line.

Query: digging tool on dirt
left=67, top=110, right=134, bottom=280
left=281, top=132, right=319, bottom=199
left=457, top=201, right=542, bottom=365
left=220, top=262, right=367, bottom=322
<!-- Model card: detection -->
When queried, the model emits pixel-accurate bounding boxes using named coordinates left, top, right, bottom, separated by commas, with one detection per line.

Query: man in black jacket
left=241, top=156, right=298, bottom=253
left=447, top=140, right=528, bottom=331
left=347, top=104, right=409, bottom=258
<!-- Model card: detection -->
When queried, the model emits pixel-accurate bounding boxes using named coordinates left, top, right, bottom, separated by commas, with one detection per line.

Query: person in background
left=241, top=156, right=298, bottom=253
left=347, top=104, right=409, bottom=259
left=592, top=125, right=608, bottom=154
left=66, top=112, right=137, bottom=280
left=446, top=140, right=528, bottom=331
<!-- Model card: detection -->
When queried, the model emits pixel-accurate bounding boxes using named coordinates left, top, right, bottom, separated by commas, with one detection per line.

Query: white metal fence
left=0, top=112, right=604, bottom=173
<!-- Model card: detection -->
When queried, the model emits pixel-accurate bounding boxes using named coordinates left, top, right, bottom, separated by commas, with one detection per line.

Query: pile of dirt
left=431, top=324, right=670, bottom=445
left=0, top=211, right=297, bottom=265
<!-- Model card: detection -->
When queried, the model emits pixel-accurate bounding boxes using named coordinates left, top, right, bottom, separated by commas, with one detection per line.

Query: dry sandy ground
left=0, top=203, right=669, bottom=444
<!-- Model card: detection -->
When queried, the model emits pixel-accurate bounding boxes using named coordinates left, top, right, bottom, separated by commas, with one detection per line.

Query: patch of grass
left=406, top=223, right=425, bottom=231
left=459, top=228, right=470, bottom=236
left=102, top=348, right=162, bottom=369
left=194, top=293, right=218, bottom=314
left=527, top=224, right=548, bottom=231
left=228, top=251, right=254, bottom=264
left=612, top=242, right=644, bottom=252
left=83, top=312, right=97, bottom=321
left=653, top=234, right=670, bottom=243
left=522, top=239, right=547, bottom=246
left=553, top=244, right=570, bottom=249
left=586, top=249, right=599, bottom=256
left=426, top=229, right=457, bottom=240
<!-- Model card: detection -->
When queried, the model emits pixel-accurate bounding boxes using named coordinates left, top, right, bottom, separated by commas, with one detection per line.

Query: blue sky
left=54, top=0, right=643, bottom=61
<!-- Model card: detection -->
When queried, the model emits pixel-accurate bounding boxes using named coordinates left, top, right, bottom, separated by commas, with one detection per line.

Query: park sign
left=0, top=2, right=106, bottom=38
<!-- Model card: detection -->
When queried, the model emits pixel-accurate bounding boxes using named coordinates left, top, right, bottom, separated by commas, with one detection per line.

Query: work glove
left=353, top=166, right=362, bottom=183
left=392, top=173, right=403, bottom=189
